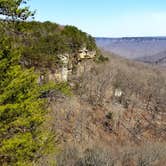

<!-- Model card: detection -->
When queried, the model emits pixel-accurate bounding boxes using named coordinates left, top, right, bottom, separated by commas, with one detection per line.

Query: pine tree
left=0, top=1, right=54, bottom=165
left=0, top=0, right=35, bottom=21
left=0, top=37, right=50, bottom=165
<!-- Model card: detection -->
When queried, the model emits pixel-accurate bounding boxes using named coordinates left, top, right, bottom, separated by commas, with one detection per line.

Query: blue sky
left=29, top=0, right=166, bottom=37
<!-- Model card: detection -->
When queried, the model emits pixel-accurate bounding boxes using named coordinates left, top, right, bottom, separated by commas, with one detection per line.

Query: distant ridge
left=96, top=37, right=166, bottom=66
left=96, top=36, right=166, bottom=39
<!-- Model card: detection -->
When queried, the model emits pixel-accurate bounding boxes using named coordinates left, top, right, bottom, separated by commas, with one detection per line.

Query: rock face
left=114, top=88, right=123, bottom=97
left=59, top=53, right=70, bottom=82
left=78, top=47, right=96, bottom=59
left=46, top=48, right=96, bottom=82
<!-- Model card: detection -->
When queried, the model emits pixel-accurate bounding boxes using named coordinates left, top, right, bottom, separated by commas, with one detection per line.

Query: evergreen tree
left=0, top=0, right=35, bottom=21
left=0, top=1, right=54, bottom=165
left=0, top=37, right=50, bottom=165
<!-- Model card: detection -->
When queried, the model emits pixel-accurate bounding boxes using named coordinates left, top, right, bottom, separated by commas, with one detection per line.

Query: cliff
left=49, top=50, right=166, bottom=165
left=46, top=47, right=96, bottom=82
left=1, top=21, right=101, bottom=82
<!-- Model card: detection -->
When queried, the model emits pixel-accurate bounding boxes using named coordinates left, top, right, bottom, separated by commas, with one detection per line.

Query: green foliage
left=21, top=22, right=98, bottom=69
left=20, top=21, right=67, bottom=69
left=94, top=50, right=109, bottom=63
left=61, top=25, right=97, bottom=51
left=0, top=38, right=53, bottom=165
left=86, top=35, right=97, bottom=51
left=61, top=25, right=87, bottom=50
left=0, top=2, right=101, bottom=164
left=0, top=0, right=35, bottom=21
left=0, top=21, right=99, bottom=69
left=41, top=81, right=72, bottom=96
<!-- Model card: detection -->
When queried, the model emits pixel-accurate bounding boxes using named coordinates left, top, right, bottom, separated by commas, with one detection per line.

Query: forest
left=0, top=1, right=165, bottom=166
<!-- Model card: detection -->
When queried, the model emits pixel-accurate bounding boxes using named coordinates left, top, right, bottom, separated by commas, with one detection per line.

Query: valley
left=0, top=1, right=166, bottom=165
left=96, top=37, right=166, bottom=66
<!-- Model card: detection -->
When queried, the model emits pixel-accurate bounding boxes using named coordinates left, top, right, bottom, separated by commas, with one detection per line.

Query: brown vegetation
left=44, top=50, right=166, bottom=165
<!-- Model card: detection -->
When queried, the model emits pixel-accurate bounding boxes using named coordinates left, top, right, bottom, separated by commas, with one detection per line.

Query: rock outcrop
left=46, top=47, right=96, bottom=82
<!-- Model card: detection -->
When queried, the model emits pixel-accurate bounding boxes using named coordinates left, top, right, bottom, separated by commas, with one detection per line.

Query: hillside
left=0, top=21, right=106, bottom=83
left=1, top=21, right=166, bottom=164
left=96, top=37, right=166, bottom=66
left=1, top=21, right=100, bottom=68
left=1, top=1, right=166, bottom=165
left=1, top=23, right=166, bottom=165
left=136, top=50, right=166, bottom=66
left=51, top=50, right=166, bottom=166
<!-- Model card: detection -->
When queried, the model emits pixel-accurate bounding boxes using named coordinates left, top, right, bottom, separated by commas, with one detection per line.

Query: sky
left=29, top=0, right=166, bottom=37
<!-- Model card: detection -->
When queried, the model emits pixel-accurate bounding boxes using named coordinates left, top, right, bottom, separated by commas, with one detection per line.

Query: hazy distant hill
left=136, top=50, right=166, bottom=66
left=96, top=37, right=166, bottom=65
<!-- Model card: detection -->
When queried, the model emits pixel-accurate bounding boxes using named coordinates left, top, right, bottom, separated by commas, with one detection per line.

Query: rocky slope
left=11, top=22, right=165, bottom=165
left=43, top=51, right=166, bottom=165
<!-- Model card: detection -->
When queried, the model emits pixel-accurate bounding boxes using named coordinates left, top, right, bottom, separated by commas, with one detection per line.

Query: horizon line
left=95, top=36, right=166, bottom=38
